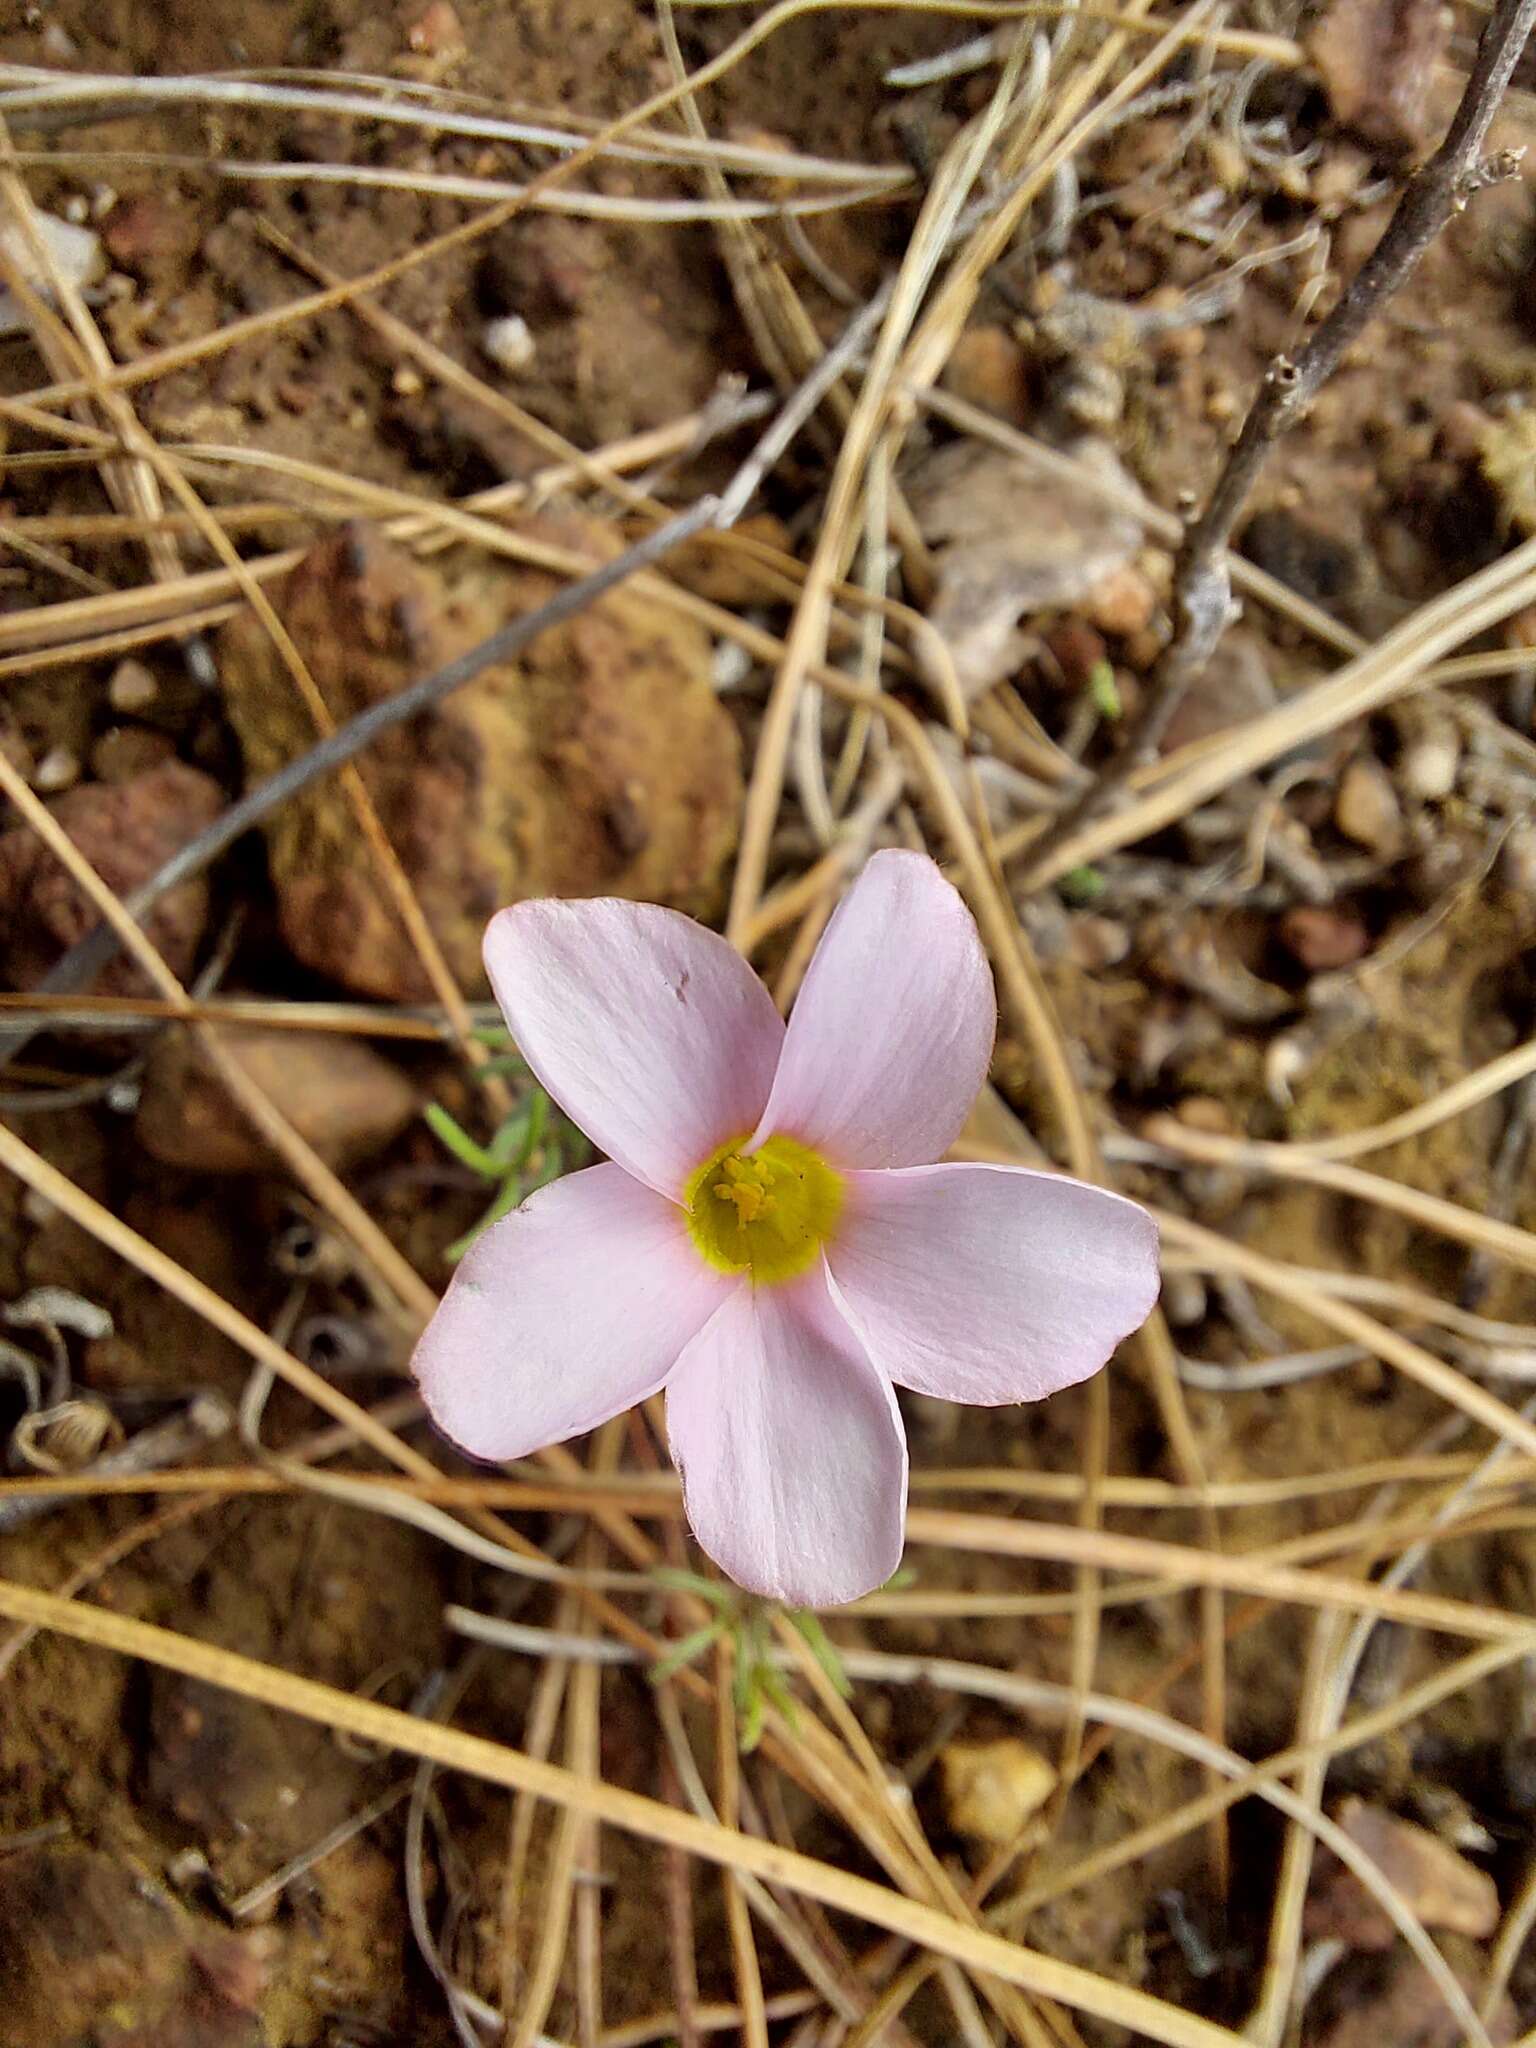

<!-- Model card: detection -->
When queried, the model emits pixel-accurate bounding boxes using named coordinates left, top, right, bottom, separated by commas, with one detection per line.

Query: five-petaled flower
left=413, top=851, right=1159, bottom=1607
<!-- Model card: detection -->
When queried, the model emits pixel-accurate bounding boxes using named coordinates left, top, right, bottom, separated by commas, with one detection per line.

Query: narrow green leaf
left=649, top=1621, right=726, bottom=1685
left=650, top=1567, right=735, bottom=1610
left=758, top=1662, right=799, bottom=1731
left=1088, top=659, right=1122, bottom=721
left=424, top=1102, right=504, bottom=1180
left=738, top=1680, right=767, bottom=1753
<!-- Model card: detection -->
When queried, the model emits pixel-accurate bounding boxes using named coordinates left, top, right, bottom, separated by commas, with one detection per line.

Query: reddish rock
left=100, top=194, right=201, bottom=289
left=1307, top=0, right=1449, bottom=152
left=0, top=760, right=222, bottom=998
left=941, top=325, right=1031, bottom=423
left=1279, top=903, right=1371, bottom=971
left=1159, top=632, right=1276, bottom=752
left=134, top=1024, right=418, bottom=1174
left=1305, top=1799, right=1499, bottom=1950
left=0, top=1841, right=271, bottom=2047
left=406, top=1, right=466, bottom=58
left=218, top=520, right=740, bottom=1001
left=1311, top=1949, right=1515, bottom=2048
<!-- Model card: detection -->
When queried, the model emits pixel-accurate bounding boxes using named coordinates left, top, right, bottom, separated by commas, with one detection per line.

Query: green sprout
left=645, top=1567, right=854, bottom=1750
left=424, top=1033, right=585, bottom=1260
left=1059, top=864, right=1106, bottom=904
left=1087, top=659, right=1122, bottom=722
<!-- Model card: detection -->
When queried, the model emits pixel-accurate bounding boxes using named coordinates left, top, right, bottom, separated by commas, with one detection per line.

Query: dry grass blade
left=0, top=1577, right=1250, bottom=2048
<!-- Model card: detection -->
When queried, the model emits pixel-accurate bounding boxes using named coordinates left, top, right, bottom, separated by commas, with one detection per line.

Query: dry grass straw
left=4, top=3, right=1536, bottom=2043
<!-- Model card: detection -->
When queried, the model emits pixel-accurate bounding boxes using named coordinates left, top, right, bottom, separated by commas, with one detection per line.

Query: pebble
left=0, top=759, right=223, bottom=998
left=0, top=213, right=103, bottom=335
left=481, top=313, right=536, bottom=375
left=90, top=726, right=175, bottom=785
left=406, top=1, right=467, bottom=58
left=940, top=325, right=1031, bottom=424
left=1305, top=1798, right=1499, bottom=1949
left=107, top=657, right=159, bottom=714
left=1160, top=631, right=1276, bottom=752
left=1306, top=0, right=1447, bottom=152
left=1279, top=904, right=1371, bottom=972
left=1064, top=913, right=1130, bottom=970
left=1334, top=757, right=1404, bottom=858
left=1401, top=728, right=1461, bottom=801
left=32, top=743, right=80, bottom=793
left=135, top=1025, right=419, bottom=1175
left=941, top=1739, right=1057, bottom=1847
left=1084, top=563, right=1156, bottom=639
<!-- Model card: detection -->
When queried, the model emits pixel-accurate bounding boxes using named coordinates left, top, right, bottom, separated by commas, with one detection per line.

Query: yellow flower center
left=684, top=1133, right=844, bottom=1286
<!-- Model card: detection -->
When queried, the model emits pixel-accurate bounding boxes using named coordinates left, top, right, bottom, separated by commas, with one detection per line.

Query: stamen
left=684, top=1134, right=844, bottom=1285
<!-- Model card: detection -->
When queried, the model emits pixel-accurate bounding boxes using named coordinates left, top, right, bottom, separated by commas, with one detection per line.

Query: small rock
left=1310, top=1949, right=1515, bottom=2048
left=107, top=656, right=159, bottom=714
left=1174, top=1094, right=1236, bottom=1134
left=135, top=1025, right=418, bottom=1174
left=941, top=1739, right=1057, bottom=1846
left=909, top=437, right=1144, bottom=698
left=0, top=760, right=223, bottom=1000
left=218, top=520, right=740, bottom=1001
left=1305, top=1798, right=1499, bottom=1950
left=1401, top=728, right=1461, bottom=801
left=90, top=725, right=175, bottom=785
left=1160, top=631, right=1277, bottom=752
left=0, top=1841, right=272, bottom=2048
left=31, top=744, right=79, bottom=793
left=481, top=312, right=536, bottom=375
left=1279, top=903, right=1371, bottom=971
left=0, top=213, right=103, bottom=335
left=40, top=20, right=80, bottom=61
left=1084, top=563, right=1156, bottom=639
left=941, top=325, right=1031, bottom=423
left=406, top=0, right=467, bottom=58
left=1065, top=913, right=1130, bottom=970
left=1042, top=616, right=1108, bottom=692
left=1334, top=757, right=1404, bottom=858
left=1307, top=0, right=1449, bottom=152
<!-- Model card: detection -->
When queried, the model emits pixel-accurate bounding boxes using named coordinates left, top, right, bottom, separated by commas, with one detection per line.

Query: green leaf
left=650, top=1566, right=736, bottom=1611
left=1088, top=660, right=1122, bottom=721
left=758, top=1661, right=799, bottom=1731
left=649, top=1621, right=727, bottom=1684
left=738, top=1679, right=767, bottom=1753
left=1059, top=864, right=1106, bottom=905
left=424, top=1102, right=504, bottom=1181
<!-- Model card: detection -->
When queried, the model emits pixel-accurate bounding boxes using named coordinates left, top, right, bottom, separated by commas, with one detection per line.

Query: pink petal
left=666, top=1271, right=907, bottom=1606
left=413, top=1163, right=727, bottom=1461
left=753, top=850, right=994, bottom=1169
left=484, top=898, right=785, bottom=1199
left=826, top=1163, right=1159, bottom=1404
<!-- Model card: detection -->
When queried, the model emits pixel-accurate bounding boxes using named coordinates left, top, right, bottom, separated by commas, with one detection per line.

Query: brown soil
left=3, top=0, right=1536, bottom=2043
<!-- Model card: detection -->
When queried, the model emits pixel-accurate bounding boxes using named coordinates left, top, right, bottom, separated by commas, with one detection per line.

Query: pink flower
left=413, top=851, right=1158, bottom=1608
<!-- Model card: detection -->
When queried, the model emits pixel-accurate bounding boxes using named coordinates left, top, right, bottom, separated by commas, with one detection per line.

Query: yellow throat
left=685, top=1134, right=844, bottom=1286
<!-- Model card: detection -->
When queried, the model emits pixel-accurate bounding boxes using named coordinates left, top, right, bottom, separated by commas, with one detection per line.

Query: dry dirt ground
left=1, top=0, right=1536, bottom=2044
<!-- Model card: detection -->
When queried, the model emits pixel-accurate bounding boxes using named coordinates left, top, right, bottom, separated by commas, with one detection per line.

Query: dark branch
left=1022, top=0, right=1536, bottom=882
left=0, top=496, right=720, bottom=1073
